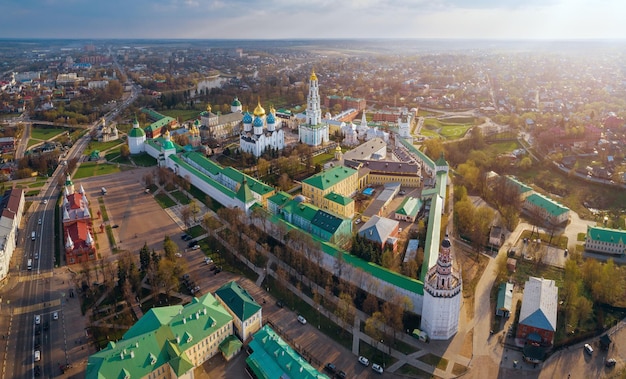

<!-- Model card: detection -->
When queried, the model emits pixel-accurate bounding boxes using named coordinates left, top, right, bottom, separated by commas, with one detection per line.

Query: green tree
left=120, top=144, right=130, bottom=159
left=163, top=235, right=179, bottom=260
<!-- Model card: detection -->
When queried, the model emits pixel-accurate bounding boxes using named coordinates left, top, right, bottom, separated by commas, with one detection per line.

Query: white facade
left=240, top=103, right=285, bottom=157
left=299, top=70, right=329, bottom=146
left=128, top=117, right=146, bottom=154
left=398, top=112, right=412, bottom=140
left=0, top=189, right=24, bottom=282
left=420, top=236, right=462, bottom=340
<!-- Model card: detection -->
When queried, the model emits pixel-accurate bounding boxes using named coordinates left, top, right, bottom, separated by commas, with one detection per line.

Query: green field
left=155, top=193, right=176, bottom=208
left=30, top=126, right=67, bottom=140
left=312, top=153, right=333, bottom=166
left=84, top=140, right=125, bottom=156
left=73, top=162, right=122, bottom=179
left=487, top=141, right=520, bottom=154
left=439, top=124, right=472, bottom=139
left=131, top=153, right=157, bottom=167
left=417, top=129, right=441, bottom=138
left=158, top=109, right=201, bottom=122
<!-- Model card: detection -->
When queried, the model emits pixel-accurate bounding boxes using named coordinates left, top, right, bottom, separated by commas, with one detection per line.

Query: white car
left=35, top=315, right=41, bottom=325
left=34, top=350, right=40, bottom=362
left=358, top=356, right=370, bottom=366
left=175, top=253, right=182, bottom=258
left=43, top=199, right=48, bottom=205
left=53, top=311, right=58, bottom=320
left=372, top=363, right=384, bottom=374
left=297, top=315, right=307, bottom=325
left=38, top=218, right=41, bottom=225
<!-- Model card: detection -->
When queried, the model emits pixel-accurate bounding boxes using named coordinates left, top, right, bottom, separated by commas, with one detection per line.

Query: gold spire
left=310, top=68, right=317, bottom=81
left=253, top=98, right=265, bottom=117
left=206, top=104, right=212, bottom=113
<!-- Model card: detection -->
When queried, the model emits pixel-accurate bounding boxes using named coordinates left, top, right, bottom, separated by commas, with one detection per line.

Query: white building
left=127, top=116, right=146, bottom=154
left=585, top=226, right=626, bottom=255
left=240, top=102, right=285, bottom=157
left=420, top=235, right=462, bottom=340
left=299, top=70, right=329, bottom=146
left=0, top=189, right=24, bottom=282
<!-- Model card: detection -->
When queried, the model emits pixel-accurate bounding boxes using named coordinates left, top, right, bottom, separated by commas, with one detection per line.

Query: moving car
left=43, top=200, right=48, bottom=205
left=584, top=343, right=593, bottom=355
left=53, top=311, right=58, bottom=320
left=34, top=315, right=41, bottom=325
left=372, top=363, right=384, bottom=374
left=358, top=356, right=370, bottom=366
left=34, top=350, right=40, bottom=362
left=297, top=315, right=307, bottom=325
left=38, top=218, right=41, bottom=225
left=606, top=358, right=616, bottom=368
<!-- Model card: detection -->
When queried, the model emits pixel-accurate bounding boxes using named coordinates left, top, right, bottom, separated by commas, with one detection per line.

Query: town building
left=496, top=282, right=514, bottom=318
left=97, top=117, right=119, bottom=143
left=215, top=281, right=262, bottom=343
left=584, top=226, right=626, bottom=255
left=302, top=165, right=358, bottom=203
left=142, top=108, right=179, bottom=139
left=62, top=176, right=95, bottom=265
left=517, top=277, right=558, bottom=346
left=240, top=101, right=285, bottom=157
left=0, top=137, right=15, bottom=153
left=299, top=70, right=329, bottom=146
left=395, top=197, right=421, bottom=222
left=86, top=294, right=235, bottom=379
left=246, top=325, right=326, bottom=379
left=523, top=193, right=570, bottom=225
left=420, top=235, right=462, bottom=340
left=199, top=101, right=243, bottom=141
left=324, top=94, right=366, bottom=112
left=358, top=215, right=400, bottom=253
left=0, top=189, right=24, bottom=282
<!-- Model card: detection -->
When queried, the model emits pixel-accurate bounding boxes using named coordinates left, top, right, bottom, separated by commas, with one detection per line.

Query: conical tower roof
left=235, top=179, right=255, bottom=204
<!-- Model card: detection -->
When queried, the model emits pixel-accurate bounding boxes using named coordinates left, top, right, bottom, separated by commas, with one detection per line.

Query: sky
left=1, top=0, right=625, bottom=40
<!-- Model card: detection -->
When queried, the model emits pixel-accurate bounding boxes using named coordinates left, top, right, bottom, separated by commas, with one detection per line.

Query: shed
left=496, top=282, right=514, bottom=318
left=507, top=258, right=517, bottom=272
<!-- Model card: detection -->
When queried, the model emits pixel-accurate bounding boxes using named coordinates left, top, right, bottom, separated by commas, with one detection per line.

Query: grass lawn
left=358, top=340, right=398, bottom=368
left=170, top=190, right=191, bottom=205
left=418, top=353, right=449, bottom=371
left=155, top=193, right=176, bottom=208
left=27, top=139, right=42, bottom=148
left=577, top=233, right=586, bottom=242
left=398, top=364, right=438, bottom=378
left=487, top=141, right=520, bottom=154
left=30, top=126, right=66, bottom=140
left=158, top=109, right=202, bottom=122
left=28, top=181, right=46, bottom=188
left=84, top=140, right=124, bottom=156
left=73, top=162, right=121, bottom=179
left=439, top=124, right=472, bottom=139
left=439, top=116, right=475, bottom=124
left=187, top=225, right=205, bottom=238
left=417, top=129, right=441, bottom=138
left=512, top=260, right=564, bottom=288
left=131, top=152, right=158, bottom=167
left=312, top=153, right=334, bottom=166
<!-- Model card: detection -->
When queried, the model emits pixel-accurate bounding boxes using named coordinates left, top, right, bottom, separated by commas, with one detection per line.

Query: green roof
left=435, top=152, right=448, bottom=168
left=146, top=137, right=183, bottom=153
left=141, top=108, right=165, bottom=121
left=497, top=282, right=513, bottom=311
left=399, top=138, right=435, bottom=169
left=87, top=293, right=232, bottom=379
left=525, top=193, right=569, bottom=216
left=311, top=210, right=347, bottom=234
left=421, top=194, right=444, bottom=281
left=236, top=179, right=255, bottom=204
left=219, top=335, right=243, bottom=357
left=324, top=191, right=353, bottom=206
left=215, top=281, right=261, bottom=322
left=268, top=191, right=292, bottom=208
left=128, top=125, right=146, bottom=138
left=506, top=175, right=533, bottom=194
left=302, top=166, right=357, bottom=191
left=221, top=167, right=274, bottom=196
left=285, top=200, right=319, bottom=222
left=232, top=97, right=242, bottom=106
left=586, top=226, right=626, bottom=244
left=246, top=325, right=329, bottom=379
left=144, top=116, right=176, bottom=133
left=169, top=155, right=235, bottom=198
left=182, top=151, right=222, bottom=177
left=395, top=197, right=421, bottom=218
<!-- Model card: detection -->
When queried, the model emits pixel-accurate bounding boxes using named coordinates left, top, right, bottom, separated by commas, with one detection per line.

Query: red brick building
left=62, top=175, right=96, bottom=264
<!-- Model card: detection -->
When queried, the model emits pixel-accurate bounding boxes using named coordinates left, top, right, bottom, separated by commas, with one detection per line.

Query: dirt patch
left=456, top=247, right=488, bottom=320
left=460, top=328, right=473, bottom=359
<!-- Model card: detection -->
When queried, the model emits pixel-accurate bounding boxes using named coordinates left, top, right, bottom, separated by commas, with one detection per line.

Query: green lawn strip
left=30, top=127, right=66, bottom=140
left=131, top=152, right=158, bottom=167
left=189, top=184, right=223, bottom=212
left=25, top=190, right=40, bottom=196
left=418, top=353, right=449, bottom=371
left=199, top=236, right=259, bottom=282
left=187, top=225, right=205, bottom=238
left=312, top=153, right=334, bottom=166
left=398, top=363, right=439, bottom=378
left=577, top=233, right=586, bottom=242
left=170, top=190, right=191, bottom=205
left=487, top=141, right=520, bottom=154
left=98, top=198, right=110, bottom=222
left=28, top=181, right=46, bottom=188
left=27, top=139, right=42, bottom=148
left=73, top=162, right=121, bottom=179
left=265, top=275, right=353, bottom=351
left=439, top=124, right=472, bottom=139
left=105, top=225, right=116, bottom=251
left=155, top=193, right=177, bottom=208
left=417, top=129, right=441, bottom=138
left=358, top=340, right=398, bottom=368
left=83, top=140, right=124, bottom=156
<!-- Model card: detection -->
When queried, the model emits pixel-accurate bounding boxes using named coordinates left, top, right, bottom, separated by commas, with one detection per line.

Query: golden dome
left=206, top=104, right=212, bottom=112
left=310, top=68, right=317, bottom=81
left=253, top=99, right=265, bottom=117
left=270, top=105, right=276, bottom=114
left=335, top=145, right=341, bottom=152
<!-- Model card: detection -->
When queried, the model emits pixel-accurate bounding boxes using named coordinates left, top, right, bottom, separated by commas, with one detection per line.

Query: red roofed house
left=62, top=175, right=96, bottom=264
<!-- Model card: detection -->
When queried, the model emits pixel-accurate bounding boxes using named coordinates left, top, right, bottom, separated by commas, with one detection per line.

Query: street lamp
left=381, top=339, right=385, bottom=368
left=317, top=307, right=320, bottom=329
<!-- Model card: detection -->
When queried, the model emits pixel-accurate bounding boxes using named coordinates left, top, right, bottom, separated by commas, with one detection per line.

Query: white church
left=239, top=102, right=285, bottom=157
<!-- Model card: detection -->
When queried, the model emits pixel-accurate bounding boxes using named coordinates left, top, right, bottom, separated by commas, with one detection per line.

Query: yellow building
left=302, top=166, right=358, bottom=218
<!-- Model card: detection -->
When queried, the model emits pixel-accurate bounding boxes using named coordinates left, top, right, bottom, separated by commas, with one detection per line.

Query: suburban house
left=516, top=277, right=558, bottom=346
left=215, top=281, right=262, bottom=343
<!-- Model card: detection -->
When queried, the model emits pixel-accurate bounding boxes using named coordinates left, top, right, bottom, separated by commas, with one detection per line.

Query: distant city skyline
left=1, top=0, right=625, bottom=40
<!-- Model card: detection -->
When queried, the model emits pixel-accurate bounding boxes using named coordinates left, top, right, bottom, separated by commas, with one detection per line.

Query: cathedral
left=239, top=101, right=285, bottom=157
left=299, top=70, right=329, bottom=146
left=62, top=175, right=96, bottom=265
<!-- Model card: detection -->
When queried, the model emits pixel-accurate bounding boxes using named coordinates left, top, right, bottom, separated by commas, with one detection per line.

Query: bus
left=27, top=259, right=32, bottom=271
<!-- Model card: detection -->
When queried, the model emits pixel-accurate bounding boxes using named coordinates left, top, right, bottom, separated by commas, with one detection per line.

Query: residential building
left=0, top=189, right=24, bottom=282
left=142, top=108, right=179, bottom=139
left=215, top=281, right=262, bottom=343
left=496, top=282, right=513, bottom=318
left=342, top=137, right=387, bottom=162
left=246, top=325, right=328, bottom=379
left=0, top=137, right=15, bottom=153
left=517, top=277, right=558, bottom=346
left=324, top=94, right=366, bottom=112
left=584, top=226, right=626, bottom=255
left=523, top=193, right=570, bottom=225
left=86, top=294, right=234, bottom=379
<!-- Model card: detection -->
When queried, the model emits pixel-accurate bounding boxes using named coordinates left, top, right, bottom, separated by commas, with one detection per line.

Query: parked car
left=34, top=350, right=41, bottom=362
left=190, top=244, right=200, bottom=250
left=34, top=315, right=40, bottom=325
left=358, top=356, right=370, bottom=366
left=43, top=200, right=48, bottom=204
left=297, top=315, right=307, bottom=325
left=584, top=343, right=593, bottom=355
left=606, top=358, right=616, bottom=368
left=187, top=241, right=197, bottom=248
left=38, top=218, right=41, bottom=225
left=180, top=234, right=190, bottom=240
left=276, top=300, right=284, bottom=308
left=175, top=253, right=182, bottom=258
left=53, top=311, right=58, bottom=320
left=324, top=363, right=336, bottom=374
left=335, top=370, right=346, bottom=379
left=372, top=363, right=384, bottom=374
